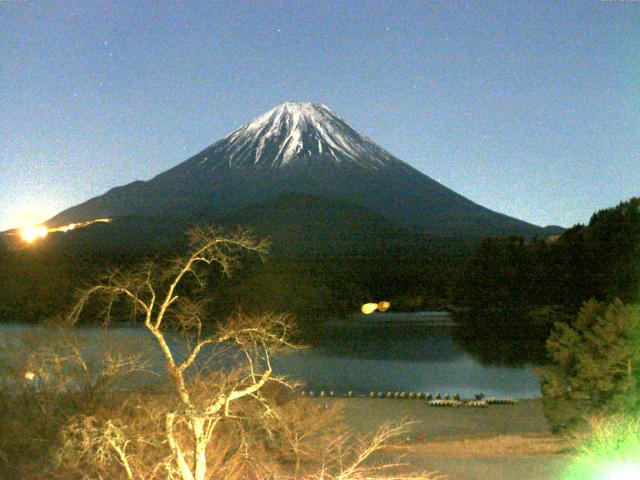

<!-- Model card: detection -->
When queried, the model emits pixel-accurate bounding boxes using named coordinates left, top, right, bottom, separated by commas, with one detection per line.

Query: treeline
left=458, top=197, right=640, bottom=314
left=2, top=197, right=637, bottom=352
left=0, top=249, right=143, bottom=324
left=0, top=230, right=465, bottom=329
left=0, top=192, right=470, bottom=327
left=210, top=250, right=464, bottom=338
left=451, top=197, right=640, bottom=365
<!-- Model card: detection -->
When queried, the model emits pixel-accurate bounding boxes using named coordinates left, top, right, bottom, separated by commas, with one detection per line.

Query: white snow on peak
left=200, top=102, right=401, bottom=170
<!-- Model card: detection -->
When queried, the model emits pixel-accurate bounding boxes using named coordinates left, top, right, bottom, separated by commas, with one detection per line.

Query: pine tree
left=538, top=299, right=640, bottom=433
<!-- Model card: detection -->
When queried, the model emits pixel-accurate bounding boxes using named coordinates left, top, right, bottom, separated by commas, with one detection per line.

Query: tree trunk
left=166, top=413, right=195, bottom=480
left=294, top=452, right=301, bottom=479
left=193, top=416, right=208, bottom=480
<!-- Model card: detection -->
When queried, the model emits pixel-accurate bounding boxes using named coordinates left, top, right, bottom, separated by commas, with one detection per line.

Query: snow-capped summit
left=195, top=102, right=400, bottom=170
left=47, top=102, right=545, bottom=238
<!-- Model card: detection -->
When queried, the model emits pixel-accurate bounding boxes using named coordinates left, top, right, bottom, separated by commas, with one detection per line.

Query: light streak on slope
left=15, top=218, right=112, bottom=243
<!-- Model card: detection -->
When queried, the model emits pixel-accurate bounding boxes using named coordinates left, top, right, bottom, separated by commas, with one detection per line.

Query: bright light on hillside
left=19, top=225, right=48, bottom=243
left=15, top=218, right=113, bottom=244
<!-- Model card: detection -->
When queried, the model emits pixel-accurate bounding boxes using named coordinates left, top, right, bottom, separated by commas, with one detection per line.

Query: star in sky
left=0, top=1, right=637, bottom=230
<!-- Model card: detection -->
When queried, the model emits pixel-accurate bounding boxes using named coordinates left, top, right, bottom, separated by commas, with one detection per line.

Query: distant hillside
left=4, top=192, right=473, bottom=259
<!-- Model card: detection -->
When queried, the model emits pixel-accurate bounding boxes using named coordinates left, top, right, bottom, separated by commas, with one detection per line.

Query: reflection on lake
left=0, top=312, right=544, bottom=399
left=278, top=313, right=543, bottom=398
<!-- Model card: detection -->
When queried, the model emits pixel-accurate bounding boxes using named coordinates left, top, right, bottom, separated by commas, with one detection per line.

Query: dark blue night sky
left=1, top=0, right=638, bottom=230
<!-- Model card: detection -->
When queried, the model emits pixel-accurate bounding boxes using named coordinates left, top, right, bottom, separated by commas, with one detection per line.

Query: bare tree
left=264, top=397, right=346, bottom=477
left=66, top=227, right=298, bottom=480
left=51, top=226, right=442, bottom=480
left=0, top=327, right=153, bottom=478
left=309, top=422, right=444, bottom=480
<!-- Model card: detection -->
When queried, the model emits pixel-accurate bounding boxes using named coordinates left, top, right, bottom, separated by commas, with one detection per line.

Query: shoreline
left=318, top=397, right=570, bottom=479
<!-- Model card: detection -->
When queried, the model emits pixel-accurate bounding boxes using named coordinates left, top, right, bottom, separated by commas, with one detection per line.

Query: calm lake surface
left=0, top=313, right=542, bottom=399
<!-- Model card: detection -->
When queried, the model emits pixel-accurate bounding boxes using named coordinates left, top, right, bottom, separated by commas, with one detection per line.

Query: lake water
left=0, top=314, right=542, bottom=399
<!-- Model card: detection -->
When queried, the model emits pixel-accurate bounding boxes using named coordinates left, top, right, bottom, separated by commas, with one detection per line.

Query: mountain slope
left=18, top=193, right=448, bottom=257
left=48, top=102, right=543, bottom=237
left=219, top=191, right=438, bottom=257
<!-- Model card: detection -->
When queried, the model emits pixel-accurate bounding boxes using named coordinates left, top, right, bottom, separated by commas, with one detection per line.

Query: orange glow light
left=19, top=225, right=48, bottom=243
left=378, top=301, right=391, bottom=312
left=16, top=218, right=112, bottom=244
left=361, top=303, right=379, bottom=314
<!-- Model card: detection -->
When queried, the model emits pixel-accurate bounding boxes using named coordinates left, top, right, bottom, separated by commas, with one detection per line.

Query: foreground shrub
left=562, top=415, right=640, bottom=480
left=538, top=299, right=640, bottom=433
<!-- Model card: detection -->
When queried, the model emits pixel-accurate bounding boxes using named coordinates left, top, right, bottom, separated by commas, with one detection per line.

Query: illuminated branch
left=66, top=227, right=285, bottom=480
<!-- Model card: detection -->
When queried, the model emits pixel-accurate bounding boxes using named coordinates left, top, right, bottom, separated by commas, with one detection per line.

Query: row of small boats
left=299, top=389, right=519, bottom=407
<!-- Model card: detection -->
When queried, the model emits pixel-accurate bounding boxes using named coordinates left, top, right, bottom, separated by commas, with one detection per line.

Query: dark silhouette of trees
left=459, top=197, right=640, bottom=314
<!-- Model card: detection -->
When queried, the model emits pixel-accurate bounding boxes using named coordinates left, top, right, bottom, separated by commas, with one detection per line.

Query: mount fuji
left=48, top=102, right=547, bottom=238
